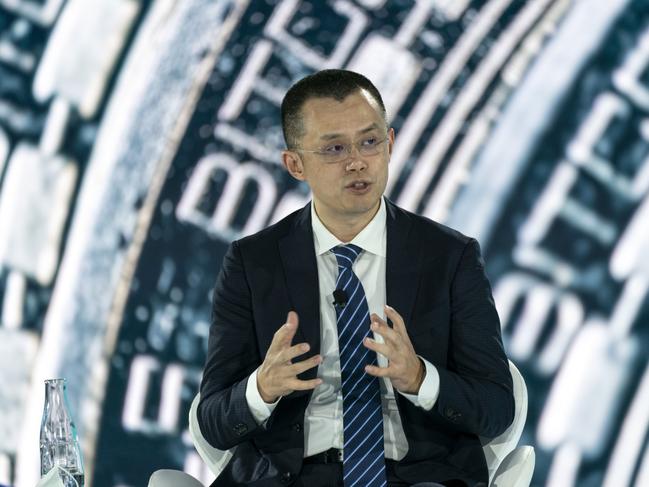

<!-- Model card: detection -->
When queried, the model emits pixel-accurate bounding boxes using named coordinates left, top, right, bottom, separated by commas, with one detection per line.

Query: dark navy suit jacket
left=198, top=198, right=514, bottom=486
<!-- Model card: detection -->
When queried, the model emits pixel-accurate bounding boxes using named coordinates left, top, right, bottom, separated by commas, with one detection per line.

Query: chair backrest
left=480, top=360, right=528, bottom=483
left=188, top=394, right=235, bottom=477
left=189, top=360, right=529, bottom=480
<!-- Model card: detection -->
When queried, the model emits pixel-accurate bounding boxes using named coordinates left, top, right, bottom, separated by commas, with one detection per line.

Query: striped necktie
left=331, top=244, right=387, bottom=487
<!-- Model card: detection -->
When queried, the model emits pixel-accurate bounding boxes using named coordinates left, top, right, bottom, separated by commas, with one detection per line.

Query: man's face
left=283, top=89, right=394, bottom=227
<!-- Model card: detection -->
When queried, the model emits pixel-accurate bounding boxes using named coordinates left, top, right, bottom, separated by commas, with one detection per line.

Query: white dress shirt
left=245, top=197, right=440, bottom=460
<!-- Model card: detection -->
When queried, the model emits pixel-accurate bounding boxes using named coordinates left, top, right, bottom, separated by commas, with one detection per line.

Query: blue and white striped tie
left=331, top=244, right=387, bottom=487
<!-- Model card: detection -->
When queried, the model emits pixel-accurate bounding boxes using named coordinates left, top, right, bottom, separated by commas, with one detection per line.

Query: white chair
left=147, top=470, right=203, bottom=487
left=480, top=361, right=535, bottom=487
left=149, top=361, right=535, bottom=486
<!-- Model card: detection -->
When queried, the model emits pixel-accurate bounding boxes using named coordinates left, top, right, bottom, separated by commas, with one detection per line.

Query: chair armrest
left=189, top=394, right=235, bottom=476
left=481, top=361, right=529, bottom=482
left=148, top=470, right=204, bottom=487
left=491, top=446, right=535, bottom=487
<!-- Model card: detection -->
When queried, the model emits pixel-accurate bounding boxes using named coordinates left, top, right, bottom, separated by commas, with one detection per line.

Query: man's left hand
left=363, top=305, right=425, bottom=394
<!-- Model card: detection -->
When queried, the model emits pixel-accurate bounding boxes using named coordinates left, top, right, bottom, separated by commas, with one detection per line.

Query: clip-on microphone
left=332, top=289, right=348, bottom=308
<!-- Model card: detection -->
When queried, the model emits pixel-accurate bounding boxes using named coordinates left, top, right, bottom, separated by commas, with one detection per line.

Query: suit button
left=233, top=422, right=248, bottom=435
left=293, top=423, right=302, bottom=432
left=445, top=407, right=461, bottom=423
left=280, top=472, right=293, bottom=483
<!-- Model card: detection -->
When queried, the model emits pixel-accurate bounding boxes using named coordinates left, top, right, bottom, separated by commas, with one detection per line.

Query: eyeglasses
left=294, top=134, right=389, bottom=164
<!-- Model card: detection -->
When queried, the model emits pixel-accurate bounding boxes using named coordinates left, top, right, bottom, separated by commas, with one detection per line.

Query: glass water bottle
left=40, top=379, right=85, bottom=487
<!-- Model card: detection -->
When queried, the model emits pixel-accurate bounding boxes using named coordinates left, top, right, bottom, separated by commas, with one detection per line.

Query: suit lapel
left=385, top=198, right=420, bottom=330
left=278, top=204, right=321, bottom=370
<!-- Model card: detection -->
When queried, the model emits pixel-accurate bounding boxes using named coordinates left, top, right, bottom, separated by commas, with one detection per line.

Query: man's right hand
left=257, top=311, right=322, bottom=403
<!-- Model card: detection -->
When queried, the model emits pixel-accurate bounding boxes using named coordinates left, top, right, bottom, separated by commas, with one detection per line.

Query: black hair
left=280, top=69, right=387, bottom=149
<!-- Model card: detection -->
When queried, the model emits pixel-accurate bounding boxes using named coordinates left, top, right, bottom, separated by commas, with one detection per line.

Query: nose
left=345, top=147, right=367, bottom=171
left=345, top=158, right=366, bottom=171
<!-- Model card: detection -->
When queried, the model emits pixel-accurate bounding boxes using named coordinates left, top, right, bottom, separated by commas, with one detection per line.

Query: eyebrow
left=319, top=123, right=381, bottom=141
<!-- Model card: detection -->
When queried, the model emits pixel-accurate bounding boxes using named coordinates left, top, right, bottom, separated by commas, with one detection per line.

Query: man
left=198, top=69, right=514, bottom=487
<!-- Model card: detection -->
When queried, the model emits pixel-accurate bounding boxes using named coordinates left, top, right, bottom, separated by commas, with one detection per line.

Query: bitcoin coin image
left=1, top=1, right=648, bottom=486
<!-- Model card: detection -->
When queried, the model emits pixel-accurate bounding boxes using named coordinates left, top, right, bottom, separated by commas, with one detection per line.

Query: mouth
left=345, top=180, right=372, bottom=195
left=346, top=180, right=371, bottom=190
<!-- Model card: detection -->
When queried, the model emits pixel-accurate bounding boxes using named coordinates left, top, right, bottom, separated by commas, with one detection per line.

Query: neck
left=314, top=200, right=381, bottom=243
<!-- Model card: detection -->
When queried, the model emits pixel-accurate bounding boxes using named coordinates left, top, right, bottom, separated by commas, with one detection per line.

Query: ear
left=282, top=150, right=307, bottom=181
left=387, top=127, right=395, bottom=157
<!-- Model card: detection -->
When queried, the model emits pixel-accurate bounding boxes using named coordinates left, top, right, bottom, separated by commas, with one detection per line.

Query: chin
left=348, top=198, right=379, bottom=214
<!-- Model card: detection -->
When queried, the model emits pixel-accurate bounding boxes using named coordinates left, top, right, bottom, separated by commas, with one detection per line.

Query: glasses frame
left=292, top=133, right=390, bottom=164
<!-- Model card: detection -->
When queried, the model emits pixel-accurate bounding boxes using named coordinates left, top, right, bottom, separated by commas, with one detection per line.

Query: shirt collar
left=311, top=197, right=386, bottom=257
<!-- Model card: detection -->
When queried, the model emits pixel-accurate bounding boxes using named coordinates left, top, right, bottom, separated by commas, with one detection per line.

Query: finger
left=363, top=337, right=393, bottom=360
left=281, top=342, right=312, bottom=362
left=364, top=364, right=392, bottom=377
left=270, top=311, right=300, bottom=351
left=288, top=354, right=322, bottom=375
left=370, top=312, right=386, bottom=327
left=370, top=317, right=399, bottom=346
left=290, top=378, right=323, bottom=391
left=370, top=313, right=392, bottom=331
left=384, top=305, right=406, bottom=333
left=283, top=310, right=299, bottom=344
left=286, top=310, right=299, bottom=327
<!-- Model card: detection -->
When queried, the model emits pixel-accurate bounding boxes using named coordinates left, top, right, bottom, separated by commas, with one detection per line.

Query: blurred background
left=1, top=0, right=648, bottom=485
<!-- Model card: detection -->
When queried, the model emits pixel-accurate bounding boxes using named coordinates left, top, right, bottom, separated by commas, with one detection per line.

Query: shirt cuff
left=245, top=367, right=281, bottom=425
left=397, top=357, right=439, bottom=411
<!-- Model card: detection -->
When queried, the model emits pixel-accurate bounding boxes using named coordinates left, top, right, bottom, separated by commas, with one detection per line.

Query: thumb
left=281, top=310, right=299, bottom=344
left=286, top=310, right=299, bottom=327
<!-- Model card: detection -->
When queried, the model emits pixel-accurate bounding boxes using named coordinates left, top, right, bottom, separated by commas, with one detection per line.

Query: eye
left=322, top=144, right=346, bottom=154
left=361, top=136, right=378, bottom=147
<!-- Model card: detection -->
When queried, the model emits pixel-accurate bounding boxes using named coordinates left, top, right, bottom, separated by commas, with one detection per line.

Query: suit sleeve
left=434, top=238, right=515, bottom=438
left=197, top=240, right=270, bottom=450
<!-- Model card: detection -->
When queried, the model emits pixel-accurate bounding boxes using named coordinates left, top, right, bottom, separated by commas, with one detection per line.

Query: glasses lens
left=322, top=152, right=347, bottom=163
left=319, top=137, right=386, bottom=163
left=359, top=146, right=379, bottom=156
left=358, top=138, right=385, bottom=156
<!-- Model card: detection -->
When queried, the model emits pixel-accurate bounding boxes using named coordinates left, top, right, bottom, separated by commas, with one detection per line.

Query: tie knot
left=331, top=244, right=362, bottom=269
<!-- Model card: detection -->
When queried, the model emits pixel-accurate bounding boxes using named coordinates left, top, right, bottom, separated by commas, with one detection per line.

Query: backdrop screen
left=1, top=0, right=648, bottom=486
